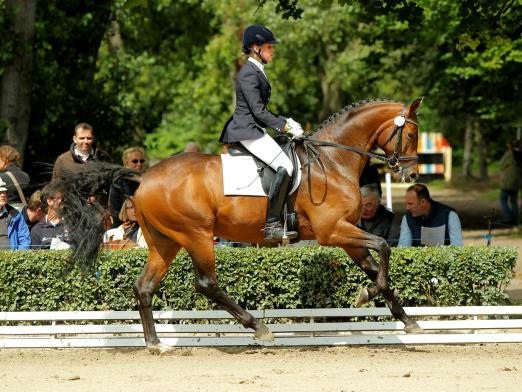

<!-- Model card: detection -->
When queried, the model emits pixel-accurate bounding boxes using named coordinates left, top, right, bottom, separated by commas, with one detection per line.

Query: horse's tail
left=58, top=161, right=140, bottom=271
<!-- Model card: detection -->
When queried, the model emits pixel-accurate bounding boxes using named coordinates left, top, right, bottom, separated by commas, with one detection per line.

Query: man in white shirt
left=52, top=122, right=109, bottom=181
left=398, top=183, right=463, bottom=247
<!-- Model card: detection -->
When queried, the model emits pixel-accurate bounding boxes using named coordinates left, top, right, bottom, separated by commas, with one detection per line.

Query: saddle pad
left=221, top=154, right=266, bottom=196
left=220, top=154, right=302, bottom=197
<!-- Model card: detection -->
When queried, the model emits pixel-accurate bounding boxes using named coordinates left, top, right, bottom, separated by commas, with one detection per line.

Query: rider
left=219, top=25, right=303, bottom=242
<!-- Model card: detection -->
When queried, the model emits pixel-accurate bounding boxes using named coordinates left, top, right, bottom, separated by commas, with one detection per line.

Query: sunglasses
left=131, top=159, right=146, bottom=164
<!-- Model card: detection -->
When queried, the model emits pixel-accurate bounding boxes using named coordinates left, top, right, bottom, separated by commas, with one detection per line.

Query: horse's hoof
left=148, top=342, right=174, bottom=355
left=356, top=287, right=369, bottom=307
left=404, top=322, right=423, bottom=334
left=254, top=325, right=274, bottom=342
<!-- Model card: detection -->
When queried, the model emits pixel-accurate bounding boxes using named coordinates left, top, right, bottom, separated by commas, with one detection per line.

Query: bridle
left=376, top=106, right=419, bottom=172
left=301, top=106, right=419, bottom=174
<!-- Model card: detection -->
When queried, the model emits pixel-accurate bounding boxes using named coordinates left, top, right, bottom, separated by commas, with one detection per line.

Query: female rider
left=219, top=25, right=303, bottom=242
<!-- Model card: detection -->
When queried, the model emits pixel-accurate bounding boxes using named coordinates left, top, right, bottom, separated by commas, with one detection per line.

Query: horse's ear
left=407, top=97, right=423, bottom=117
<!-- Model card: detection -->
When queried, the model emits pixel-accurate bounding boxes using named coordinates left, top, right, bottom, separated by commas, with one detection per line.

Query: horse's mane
left=311, top=98, right=399, bottom=135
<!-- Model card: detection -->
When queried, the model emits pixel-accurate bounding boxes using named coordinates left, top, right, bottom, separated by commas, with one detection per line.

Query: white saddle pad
left=220, top=154, right=301, bottom=196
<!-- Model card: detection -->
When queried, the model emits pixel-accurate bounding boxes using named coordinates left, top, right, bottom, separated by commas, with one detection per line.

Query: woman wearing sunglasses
left=108, top=147, right=148, bottom=228
left=123, top=147, right=147, bottom=171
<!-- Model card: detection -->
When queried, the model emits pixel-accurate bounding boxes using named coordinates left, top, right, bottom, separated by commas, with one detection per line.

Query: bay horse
left=63, top=98, right=423, bottom=354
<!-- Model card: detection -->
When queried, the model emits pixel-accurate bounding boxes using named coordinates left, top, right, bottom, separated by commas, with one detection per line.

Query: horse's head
left=375, top=97, right=423, bottom=183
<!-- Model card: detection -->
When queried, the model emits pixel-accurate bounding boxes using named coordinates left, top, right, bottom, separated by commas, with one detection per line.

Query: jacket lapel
left=246, top=61, right=271, bottom=102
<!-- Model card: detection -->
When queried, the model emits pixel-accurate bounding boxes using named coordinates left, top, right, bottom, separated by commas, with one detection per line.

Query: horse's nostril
left=410, top=172, right=418, bottom=181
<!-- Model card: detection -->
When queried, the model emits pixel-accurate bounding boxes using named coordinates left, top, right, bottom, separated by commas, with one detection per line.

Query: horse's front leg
left=317, top=221, right=390, bottom=300
left=187, top=241, right=274, bottom=342
left=342, top=246, right=423, bottom=334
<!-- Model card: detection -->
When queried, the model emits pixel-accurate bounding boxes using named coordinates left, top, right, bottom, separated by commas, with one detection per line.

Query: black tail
left=58, top=162, right=140, bottom=271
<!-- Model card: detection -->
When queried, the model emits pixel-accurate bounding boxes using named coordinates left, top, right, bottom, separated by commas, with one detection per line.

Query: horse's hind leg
left=133, top=240, right=181, bottom=354
left=343, top=246, right=422, bottom=333
left=187, top=240, right=274, bottom=341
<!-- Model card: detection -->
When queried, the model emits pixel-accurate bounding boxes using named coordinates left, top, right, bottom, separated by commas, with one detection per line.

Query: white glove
left=286, top=118, right=304, bottom=138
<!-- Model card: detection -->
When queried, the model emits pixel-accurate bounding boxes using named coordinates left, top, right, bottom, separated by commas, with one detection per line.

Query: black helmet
left=242, top=25, right=278, bottom=54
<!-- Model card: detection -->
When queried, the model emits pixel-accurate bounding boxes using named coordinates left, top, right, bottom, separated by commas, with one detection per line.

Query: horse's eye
left=406, top=133, right=416, bottom=142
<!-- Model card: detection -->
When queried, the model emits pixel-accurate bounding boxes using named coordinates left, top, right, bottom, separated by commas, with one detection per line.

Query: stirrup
left=263, top=222, right=298, bottom=242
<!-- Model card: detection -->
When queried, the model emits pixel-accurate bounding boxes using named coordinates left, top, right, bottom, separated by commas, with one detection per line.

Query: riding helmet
left=242, top=25, right=278, bottom=54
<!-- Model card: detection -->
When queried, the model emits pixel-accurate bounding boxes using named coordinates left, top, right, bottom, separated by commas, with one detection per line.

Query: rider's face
left=253, top=43, right=275, bottom=63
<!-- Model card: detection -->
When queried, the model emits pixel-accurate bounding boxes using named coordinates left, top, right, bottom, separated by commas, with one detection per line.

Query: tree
left=0, top=0, right=37, bottom=163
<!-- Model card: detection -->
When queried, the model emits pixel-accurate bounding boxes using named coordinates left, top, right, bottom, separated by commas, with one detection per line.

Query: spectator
left=184, top=142, right=201, bottom=153
left=398, top=183, right=463, bottom=247
left=498, top=140, right=521, bottom=226
left=20, top=190, right=45, bottom=230
left=30, top=183, right=70, bottom=249
left=0, top=179, right=31, bottom=250
left=103, top=197, right=146, bottom=248
left=52, top=122, right=109, bottom=181
left=108, top=147, right=147, bottom=227
left=358, top=184, right=394, bottom=242
left=0, top=145, right=30, bottom=205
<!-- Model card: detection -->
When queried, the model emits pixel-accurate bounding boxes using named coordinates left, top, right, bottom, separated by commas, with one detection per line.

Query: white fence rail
left=1, top=306, right=522, bottom=348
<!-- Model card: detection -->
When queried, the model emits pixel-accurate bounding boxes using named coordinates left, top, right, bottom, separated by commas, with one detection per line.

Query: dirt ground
left=0, top=345, right=520, bottom=392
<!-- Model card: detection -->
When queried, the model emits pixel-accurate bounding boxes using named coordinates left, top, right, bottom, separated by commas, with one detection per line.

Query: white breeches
left=240, top=133, right=293, bottom=176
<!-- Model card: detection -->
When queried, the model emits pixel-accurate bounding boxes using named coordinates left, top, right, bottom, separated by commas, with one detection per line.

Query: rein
left=298, top=109, right=419, bottom=202
left=300, top=111, right=419, bottom=173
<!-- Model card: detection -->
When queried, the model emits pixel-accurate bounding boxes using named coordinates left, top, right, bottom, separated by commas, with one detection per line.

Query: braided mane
left=311, top=98, right=399, bottom=135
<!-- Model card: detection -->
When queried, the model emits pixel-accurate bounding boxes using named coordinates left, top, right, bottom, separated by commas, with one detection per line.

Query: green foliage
left=1, top=0, right=521, bottom=171
left=0, top=246, right=516, bottom=311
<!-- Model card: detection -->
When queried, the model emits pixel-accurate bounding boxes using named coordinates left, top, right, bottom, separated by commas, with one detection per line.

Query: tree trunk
left=318, top=50, right=344, bottom=122
left=319, top=77, right=344, bottom=122
left=0, top=0, right=37, bottom=164
left=462, top=118, right=473, bottom=177
left=475, top=120, right=488, bottom=179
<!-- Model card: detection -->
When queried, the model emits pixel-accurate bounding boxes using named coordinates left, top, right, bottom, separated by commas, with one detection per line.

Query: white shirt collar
left=248, top=57, right=266, bottom=76
left=74, top=148, right=90, bottom=161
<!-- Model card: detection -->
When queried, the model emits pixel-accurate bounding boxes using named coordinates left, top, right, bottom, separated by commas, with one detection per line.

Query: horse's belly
left=214, top=196, right=267, bottom=242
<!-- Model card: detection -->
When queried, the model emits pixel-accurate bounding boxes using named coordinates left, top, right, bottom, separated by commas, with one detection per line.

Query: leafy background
left=1, top=0, right=520, bottom=181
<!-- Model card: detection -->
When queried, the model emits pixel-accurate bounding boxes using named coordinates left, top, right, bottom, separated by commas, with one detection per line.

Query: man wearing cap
left=0, top=179, right=31, bottom=250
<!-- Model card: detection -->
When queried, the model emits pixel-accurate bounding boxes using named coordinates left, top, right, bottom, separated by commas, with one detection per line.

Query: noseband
left=301, top=106, right=419, bottom=174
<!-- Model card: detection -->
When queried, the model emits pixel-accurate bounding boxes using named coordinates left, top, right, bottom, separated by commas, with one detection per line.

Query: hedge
left=0, top=246, right=517, bottom=312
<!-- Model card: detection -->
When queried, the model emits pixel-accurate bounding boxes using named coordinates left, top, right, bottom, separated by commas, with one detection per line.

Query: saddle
left=227, top=136, right=300, bottom=195
left=226, top=136, right=300, bottom=235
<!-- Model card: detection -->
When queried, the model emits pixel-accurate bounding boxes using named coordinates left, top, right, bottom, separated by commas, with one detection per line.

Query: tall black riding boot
left=264, top=167, right=298, bottom=242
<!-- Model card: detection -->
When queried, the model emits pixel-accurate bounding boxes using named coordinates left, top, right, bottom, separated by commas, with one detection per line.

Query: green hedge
left=0, top=246, right=517, bottom=312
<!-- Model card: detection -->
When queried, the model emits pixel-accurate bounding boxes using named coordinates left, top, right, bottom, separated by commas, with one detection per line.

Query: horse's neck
left=311, top=114, right=375, bottom=177
left=304, top=103, right=399, bottom=179
left=317, top=106, right=385, bottom=146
